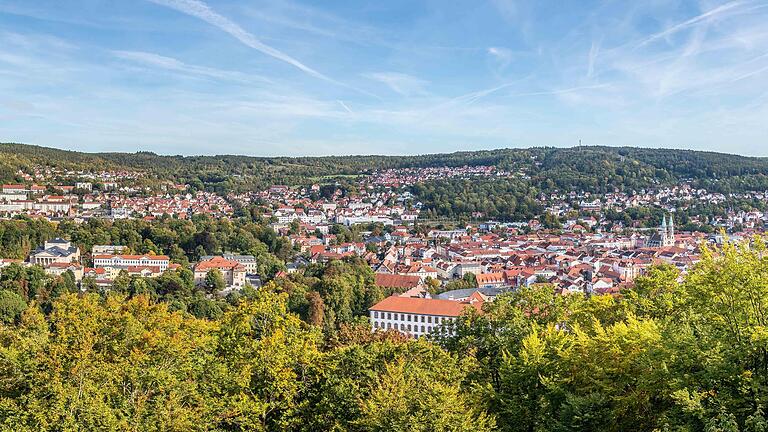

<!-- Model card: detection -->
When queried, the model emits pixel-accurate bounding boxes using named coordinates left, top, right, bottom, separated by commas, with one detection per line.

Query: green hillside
left=2, top=142, right=767, bottom=195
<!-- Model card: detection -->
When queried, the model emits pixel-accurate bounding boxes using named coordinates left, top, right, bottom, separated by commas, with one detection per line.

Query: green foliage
left=0, top=290, right=26, bottom=324
left=265, top=258, right=383, bottom=335
left=5, top=143, right=768, bottom=219
left=302, top=336, right=494, bottom=432
left=437, top=237, right=768, bottom=431
left=0, top=216, right=290, bottom=276
left=0, top=291, right=494, bottom=431
left=203, top=268, right=226, bottom=294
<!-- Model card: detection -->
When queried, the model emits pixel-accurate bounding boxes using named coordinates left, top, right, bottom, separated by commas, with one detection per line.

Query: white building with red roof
left=93, top=254, right=170, bottom=272
left=193, top=256, right=246, bottom=288
left=369, top=294, right=484, bottom=338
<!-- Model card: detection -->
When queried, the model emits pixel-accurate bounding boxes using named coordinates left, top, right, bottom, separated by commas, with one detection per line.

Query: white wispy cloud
left=444, top=77, right=535, bottom=107
left=146, top=0, right=335, bottom=83
left=336, top=100, right=353, bottom=113
left=364, top=72, right=428, bottom=96
left=112, top=50, right=270, bottom=83
left=637, top=1, right=751, bottom=47
left=730, top=52, right=768, bottom=81
left=587, top=40, right=601, bottom=78
left=487, top=47, right=513, bottom=72
left=1, top=31, right=78, bottom=52
left=514, top=84, right=612, bottom=97
left=5, top=0, right=768, bottom=156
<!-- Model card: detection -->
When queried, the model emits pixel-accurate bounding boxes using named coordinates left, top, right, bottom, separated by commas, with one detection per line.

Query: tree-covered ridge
left=3, top=238, right=768, bottom=430
left=3, top=142, right=768, bottom=193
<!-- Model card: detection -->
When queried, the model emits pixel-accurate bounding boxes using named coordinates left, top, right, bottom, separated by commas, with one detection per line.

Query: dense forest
left=3, top=230, right=768, bottom=430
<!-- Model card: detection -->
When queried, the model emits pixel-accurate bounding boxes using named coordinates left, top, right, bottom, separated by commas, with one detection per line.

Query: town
left=2, top=163, right=764, bottom=339
left=4, top=0, right=768, bottom=426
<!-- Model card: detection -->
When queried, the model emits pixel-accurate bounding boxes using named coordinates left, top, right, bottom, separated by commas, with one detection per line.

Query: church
left=647, top=215, right=675, bottom=248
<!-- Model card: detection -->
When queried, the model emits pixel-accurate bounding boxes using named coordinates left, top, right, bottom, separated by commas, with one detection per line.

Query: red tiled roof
left=370, top=295, right=480, bottom=317
left=93, top=254, right=170, bottom=260
left=374, top=273, right=422, bottom=289
left=126, top=266, right=162, bottom=273
left=309, top=245, right=326, bottom=255
left=84, top=267, right=106, bottom=275
left=476, top=272, right=505, bottom=284
left=194, top=256, right=245, bottom=272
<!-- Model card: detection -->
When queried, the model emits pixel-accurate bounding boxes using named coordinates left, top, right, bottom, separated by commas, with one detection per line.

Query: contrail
left=511, top=83, right=611, bottom=97
left=587, top=40, right=601, bottom=78
left=147, top=0, right=334, bottom=82
left=732, top=64, right=768, bottom=82
left=637, top=1, right=747, bottom=47
left=336, top=100, right=353, bottom=114
left=451, top=82, right=518, bottom=105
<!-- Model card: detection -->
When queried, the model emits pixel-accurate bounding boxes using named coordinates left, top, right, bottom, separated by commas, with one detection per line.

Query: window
left=421, top=325, right=425, bottom=332
left=387, top=323, right=391, bottom=329
left=374, top=311, right=379, bottom=319
left=407, top=325, right=411, bottom=331
left=400, top=324, right=405, bottom=330
left=387, top=312, right=391, bottom=320
left=421, top=316, right=425, bottom=323
left=374, top=321, right=379, bottom=328
left=427, top=316, right=432, bottom=323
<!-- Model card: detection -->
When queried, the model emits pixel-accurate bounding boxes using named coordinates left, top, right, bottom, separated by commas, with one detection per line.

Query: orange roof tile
left=375, top=273, right=422, bottom=289
left=370, top=295, right=479, bottom=317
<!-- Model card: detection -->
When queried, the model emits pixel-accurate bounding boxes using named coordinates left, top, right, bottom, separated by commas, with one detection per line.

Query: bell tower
left=668, top=215, right=675, bottom=246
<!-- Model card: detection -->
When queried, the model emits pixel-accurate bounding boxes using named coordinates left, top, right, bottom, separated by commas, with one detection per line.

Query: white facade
left=368, top=310, right=456, bottom=338
left=92, top=245, right=128, bottom=255
left=93, top=255, right=169, bottom=271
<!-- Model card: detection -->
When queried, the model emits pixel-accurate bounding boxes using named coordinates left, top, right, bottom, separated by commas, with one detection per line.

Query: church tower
left=648, top=215, right=674, bottom=248
left=667, top=215, right=675, bottom=246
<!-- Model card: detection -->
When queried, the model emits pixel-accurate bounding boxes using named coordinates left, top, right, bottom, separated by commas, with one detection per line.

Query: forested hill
left=2, top=142, right=768, bottom=193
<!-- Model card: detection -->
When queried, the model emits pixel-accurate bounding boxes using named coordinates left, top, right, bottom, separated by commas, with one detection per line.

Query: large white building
left=92, top=245, right=128, bottom=255
left=1, top=184, right=27, bottom=194
left=200, top=254, right=258, bottom=273
left=193, top=256, right=246, bottom=288
left=368, top=294, right=484, bottom=339
left=93, top=254, right=170, bottom=272
left=29, top=238, right=80, bottom=266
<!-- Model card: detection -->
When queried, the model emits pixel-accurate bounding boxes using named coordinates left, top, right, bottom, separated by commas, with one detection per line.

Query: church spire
left=668, top=214, right=674, bottom=239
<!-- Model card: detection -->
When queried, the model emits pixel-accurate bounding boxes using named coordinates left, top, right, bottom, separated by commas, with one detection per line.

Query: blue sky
left=1, top=0, right=767, bottom=156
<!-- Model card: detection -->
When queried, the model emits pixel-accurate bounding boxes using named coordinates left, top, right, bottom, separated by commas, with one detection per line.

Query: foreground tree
left=0, top=289, right=26, bottom=324
left=204, top=268, right=226, bottom=294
